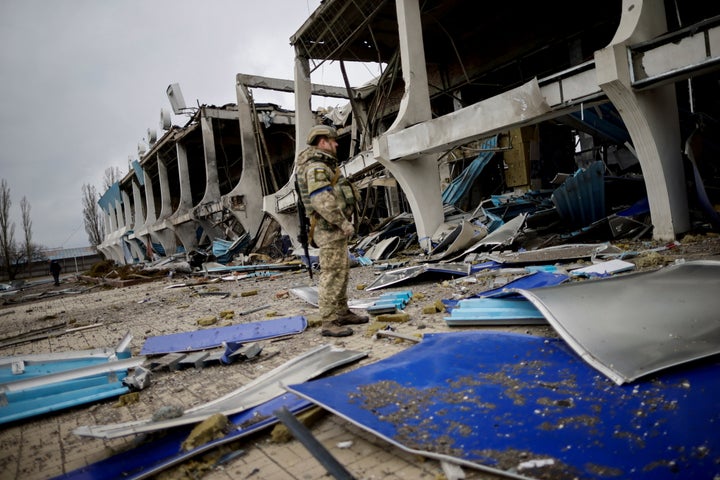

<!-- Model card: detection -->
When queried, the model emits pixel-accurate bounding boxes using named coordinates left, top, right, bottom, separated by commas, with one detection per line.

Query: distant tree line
left=0, top=178, right=43, bottom=280
left=81, top=166, right=121, bottom=249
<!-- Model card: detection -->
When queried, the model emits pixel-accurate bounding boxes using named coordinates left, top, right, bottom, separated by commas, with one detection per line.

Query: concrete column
left=103, top=210, right=112, bottom=240
left=371, top=0, right=443, bottom=252
left=142, top=168, right=157, bottom=226
left=199, top=109, right=221, bottom=203
left=176, top=142, right=193, bottom=211
left=128, top=180, right=147, bottom=262
left=385, top=0, right=432, bottom=134
left=114, top=199, right=125, bottom=229
left=109, top=200, right=119, bottom=232
left=98, top=209, right=115, bottom=261
left=106, top=199, right=125, bottom=263
left=121, top=190, right=133, bottom=228
left=595, top=0, right=689, bottom=240
left=263, top=52, right=313, bottom=251
left=169, top=141, right=199, bottom=254
left=132, top=180, right=145, bottom=232
left=157, top=155, right=172, bottom=220
left=122, top=188, right=143, bottom=263
left=150, top=153, right=179, bottom=255
left=223, top=81, right=265, bottom=238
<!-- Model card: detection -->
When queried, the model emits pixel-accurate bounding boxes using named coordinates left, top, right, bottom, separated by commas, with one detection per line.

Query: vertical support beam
left=595, top=0, right=689, bottom=240
left=132, top=180, right=145, bottom=232
left=152, top=153, right=178, bottom=255
left=157, top=155, right=172, bottom=220
left=200, top=109, right=221, bottom=203
left=372, top=0, right=443, bottom=252
left=109, top=200, right=119, bottom=232
left=263, top=52, right=313, bottom=251
left=225, top=80, right=265, bottom=238
left=176, top=142, right=193, bottom=211
left=294, top=52, right=316, bottom=158
left=107, top=199, right=126, bottom=263
left=385, top=0, right=432, bottom=134
left=169, top=141, right=199, bottom=254
left=103, top=211, right=111, bottom=241
left=121, top=190, right=133, bottom=228
left=142, top=168, right=157, bottom=226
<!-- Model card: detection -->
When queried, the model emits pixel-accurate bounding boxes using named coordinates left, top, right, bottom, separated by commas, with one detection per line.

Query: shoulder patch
left=307, top=167, right=332, bottom=194
left=312, top=168, right=329, bottom=182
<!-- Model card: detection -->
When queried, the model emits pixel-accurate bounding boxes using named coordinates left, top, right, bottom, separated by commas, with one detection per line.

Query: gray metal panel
left=73, top=344, right=367, bottom=439
left=516, top=260, right=720, bottom=385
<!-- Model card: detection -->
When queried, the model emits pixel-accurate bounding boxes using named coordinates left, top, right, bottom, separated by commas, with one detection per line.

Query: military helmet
left=306, top=124, right=338, bottom=145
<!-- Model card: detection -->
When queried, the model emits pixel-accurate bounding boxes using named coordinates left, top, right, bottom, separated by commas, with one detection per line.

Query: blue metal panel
left=212, top=234, right=250, bottom=263
left=444, top=297, right=546, bottom=325
left=288, top=332, right=720, bottom=480
left=97, top=182, right=121, bottom=212
left=0, top=376, right=129, bottom=424
left=0, top=357, right=116, bottom=384
left=442, top=136, right=498, bottom=206
left=139, top=316, right=308, bottom=355
left=131, top=160, right=144, bottom=186
left=442, top=270, right=568, bottom=311
left=551, top=160, right=605, bottom=227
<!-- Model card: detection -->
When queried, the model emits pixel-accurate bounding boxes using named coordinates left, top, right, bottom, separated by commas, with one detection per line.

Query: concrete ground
left=0, top=234, right=718, bottom=480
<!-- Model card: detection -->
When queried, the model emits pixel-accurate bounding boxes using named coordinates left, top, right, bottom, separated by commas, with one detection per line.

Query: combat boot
left=321, top=322, right=353, bottom=337
left=334, top=310, right=369, bottom=325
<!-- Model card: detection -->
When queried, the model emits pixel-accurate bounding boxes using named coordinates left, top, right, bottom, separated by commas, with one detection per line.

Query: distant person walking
left=49, top=260, right=61, bottom=286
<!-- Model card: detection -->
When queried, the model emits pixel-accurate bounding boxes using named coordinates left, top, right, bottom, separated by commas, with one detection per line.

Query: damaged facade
left=98, top=0, right=720, bottom=264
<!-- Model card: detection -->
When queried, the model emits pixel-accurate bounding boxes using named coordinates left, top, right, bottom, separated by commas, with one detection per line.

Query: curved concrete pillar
left=198, top=111, right=221, bottom=204
left=104, top=201, right=125, bottom=263
left=169, top=141, right=199, bottom=253
left=263, top=181, right=301, bottom=250
left=121, top=190, right=133, bottom=228
left=149, top=156, right=178, bottom=255
left=264, top=53, right=313, bottom=251
left=98, top=210, right=120, bottom=262
left=156, top=156, right=173, bottom=220
left=385, top=0, right=432, bottom=134
left=595, top=0, right=689, bottom=240
left=371, top=0, right=442, bottom=252
left=222, top=81, right=266, bottom=239
left=120, top=189, right=142, bottom=263
left=129, top=179, right=149, bottom=262
left=130, top=169, right=158, bottom=260
left=176, top=142, right=194, bottom=211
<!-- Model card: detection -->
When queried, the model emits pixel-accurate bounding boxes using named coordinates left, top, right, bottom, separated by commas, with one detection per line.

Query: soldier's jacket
left=296, top=146, right=359, bottom=247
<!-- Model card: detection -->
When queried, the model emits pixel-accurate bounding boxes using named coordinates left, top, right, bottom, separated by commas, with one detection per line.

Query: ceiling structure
left=292, top=1, right=719, bottom=110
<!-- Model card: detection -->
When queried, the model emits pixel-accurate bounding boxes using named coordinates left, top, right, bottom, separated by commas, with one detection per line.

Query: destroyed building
left=97, top=0, right=720, bottom=264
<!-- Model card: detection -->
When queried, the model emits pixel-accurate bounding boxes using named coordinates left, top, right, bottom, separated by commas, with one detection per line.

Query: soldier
left=49, top=260, right=61, bottom=286
left=295, top=124, right=368, bottom=337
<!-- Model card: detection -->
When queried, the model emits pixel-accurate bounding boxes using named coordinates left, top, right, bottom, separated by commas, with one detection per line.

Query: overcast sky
left=0, top=0, right=372, bottom=250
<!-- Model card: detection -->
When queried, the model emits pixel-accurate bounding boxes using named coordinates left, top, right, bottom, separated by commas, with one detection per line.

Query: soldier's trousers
left=318, top=237, right=349, bottom=320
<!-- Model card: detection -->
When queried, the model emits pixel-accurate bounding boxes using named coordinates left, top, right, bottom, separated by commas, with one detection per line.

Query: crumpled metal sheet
left=74, top=344, right=366, bottom=439
left=551, top=160, right=605, bottom=226
left=516, top=260, right=720, bottom=384
left=287, top=332, right=720, bottom=480
left=485, top=242, right=623, bottom=266
left=365, top=263, right=470, bottom=291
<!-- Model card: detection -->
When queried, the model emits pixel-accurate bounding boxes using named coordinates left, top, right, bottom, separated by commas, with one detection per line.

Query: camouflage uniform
left=296, top=146, right=358, bottom=322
